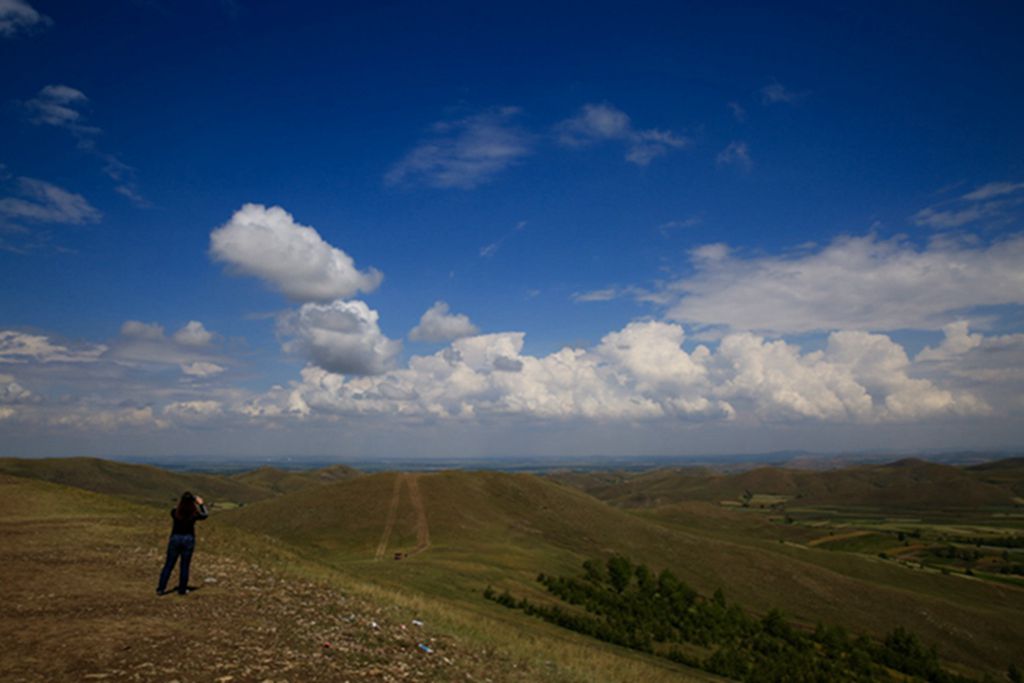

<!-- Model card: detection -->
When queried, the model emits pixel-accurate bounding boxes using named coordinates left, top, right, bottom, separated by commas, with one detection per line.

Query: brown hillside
left=0, top=456, right=274, bottom=508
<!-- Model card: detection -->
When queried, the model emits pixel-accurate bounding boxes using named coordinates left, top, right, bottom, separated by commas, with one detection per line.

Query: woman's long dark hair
left=175, top=491, right=198, bottom=520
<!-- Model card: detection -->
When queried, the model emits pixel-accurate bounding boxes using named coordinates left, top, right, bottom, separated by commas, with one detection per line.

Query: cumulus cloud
left=210, top=203, right=382, bottom=302
left=386, top=107, right=533, bottom=189
left=280, top=299, right=401, bottom=376
left=0, top=0, right=50, bottom=37
left=120, top=320, right=164, bottom=340
left=163, top=400, right=223, bottom=422
left=0, top=177, right=101, bottom=225
left=660, top=233, right=1024, bottom=334
left=260, top=320, right=991, bottom=426
left=556, top=103, right=690, bottom=165
left=173, top=321, right=214, bottom=347
left=913, top=180, right=1024, bottom=229
left=0, top=373, right=32, bottom=403
left=716, top=141, right=752, bottom=171
left=914, top=322, right=1024, bottom=386
left=409, top=301, right=479, bottom=342
left=111, top=320, right=228, bottom=377
left=915, top=321, right=983, bottom=362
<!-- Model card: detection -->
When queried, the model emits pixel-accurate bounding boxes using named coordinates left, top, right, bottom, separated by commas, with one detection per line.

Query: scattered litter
left=370, top=620, right=380, bottom=630
left=411, top=619, right=424, bottom=627
left=322, top=642, right=331, bottom=648
left=417, top=643, right=433, bottom=654
left=204, top=577, right=217, bottom=584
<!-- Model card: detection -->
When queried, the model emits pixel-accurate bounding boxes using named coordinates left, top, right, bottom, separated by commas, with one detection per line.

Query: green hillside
left=223, top=469, right=1024, bottom=678
left=549, top=459, right=1021, bottom=509
left=0, top=456, right=274, bottom=508
left=0, top=471, right=714, bottom=683
left=230, top=463, right=362, bottom=494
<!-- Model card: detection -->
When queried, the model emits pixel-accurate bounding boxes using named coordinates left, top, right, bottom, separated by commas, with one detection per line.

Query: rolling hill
left=0, top=456, right=275, bottom=508
left=547, top=458, right=1022, bottom=509
left=222, top=468, right=1024, bottom=676
left=230, top=463, right=362, bottom=494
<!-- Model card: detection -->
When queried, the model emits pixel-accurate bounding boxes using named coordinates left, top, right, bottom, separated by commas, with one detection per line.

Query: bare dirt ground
left=0, top=480, right=521, bottom=683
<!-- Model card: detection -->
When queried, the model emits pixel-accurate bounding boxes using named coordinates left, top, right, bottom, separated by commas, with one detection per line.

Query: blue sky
left=1, top=0, right=1023, bottom=459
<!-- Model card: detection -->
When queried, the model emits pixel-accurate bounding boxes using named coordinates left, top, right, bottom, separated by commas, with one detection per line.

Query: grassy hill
left=0, top=456, right=275, bottom=508
left=223, top=469, right=1024, bottom=678
left=230, top=463, right=361, bottom=494
left=548, top=458, right=1022, bottom=509
left=4, top=456, right=1022, bottom=680
left=0, top=471, right=716, bottom=683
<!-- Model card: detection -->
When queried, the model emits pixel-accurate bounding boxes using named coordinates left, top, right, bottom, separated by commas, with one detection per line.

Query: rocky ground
left=0, top=495, right=527, bottom=683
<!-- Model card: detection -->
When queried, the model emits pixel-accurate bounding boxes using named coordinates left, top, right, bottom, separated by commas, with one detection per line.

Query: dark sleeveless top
left=170, top=504, right=208, bottom=537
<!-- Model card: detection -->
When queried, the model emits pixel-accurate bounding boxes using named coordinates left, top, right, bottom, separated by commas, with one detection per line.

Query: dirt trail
left=374, top=473, right=403, bottom=561
left=405, top=474, right=431, bottom=557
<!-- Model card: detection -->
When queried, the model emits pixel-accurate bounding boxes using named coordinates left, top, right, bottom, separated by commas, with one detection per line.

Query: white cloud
left=173, top=321, right=214, bottom=347
left=915, top=321, right=983, bottom=362
left=386, top=107, right=533, bottom=189
left=556, top=104, right=690, bottom=166
left=760, top=81, right=803, bottom=104
left=49, top=405, right=168, bottom=431
left=23, top=86, right=146, bottom=203
left=913, top=180, right=1024, bottom=229
left=120, top=320, right=165, bottom=340
left=661, top=233, right=1024, bottom=334
left=210, top=203, right=382, bottom=302
left=280, top=299, right=401, bottom=376
left=961, top=181, right=1024, bottom=201
left=0, top=177, right=101, bottom=225
left=0, top=373, right=32, bottom=403
left=180, top=361, right=225, bottom=378
left=0, top=331, right=106, bottom=363
left=111, top=320, right=228, bottom=376
left=268, top=321, right=987, bottom=425
left=25, top=85, right=99, bottom=139
left=409, top=301, right=479, bottom=342
left=572, top=288, right=619, bottom=303
left=716, top=141, right=752, bottom=171
left=0, top=0, right=50, bottom=37
left=164, top=400, right=223, bottom=422
left=728, top=101, right=746, bottom=122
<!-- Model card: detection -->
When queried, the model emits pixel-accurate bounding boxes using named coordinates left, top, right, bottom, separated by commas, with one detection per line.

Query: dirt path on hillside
left=374, top=473, right=403, bottom=561
left=404, top=474, right=431, bottom=558
left=374, top=474, right=431, bottom=560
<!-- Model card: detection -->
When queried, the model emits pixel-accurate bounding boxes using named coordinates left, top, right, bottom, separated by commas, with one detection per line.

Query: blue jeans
left=157, top=534, right=195, bottom=594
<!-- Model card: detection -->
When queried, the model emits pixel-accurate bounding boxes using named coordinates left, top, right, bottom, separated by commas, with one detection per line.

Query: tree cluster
left=485, top=556, right=982, bottom=683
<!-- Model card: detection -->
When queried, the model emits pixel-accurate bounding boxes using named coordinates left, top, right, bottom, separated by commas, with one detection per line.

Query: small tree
left=607, top=555, right=633, bottom=593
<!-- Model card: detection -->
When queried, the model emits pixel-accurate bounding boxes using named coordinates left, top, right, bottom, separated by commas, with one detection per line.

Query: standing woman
left=157, top=491, right=208, bottom=595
